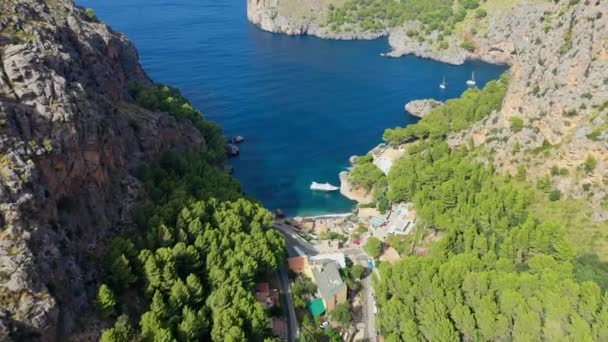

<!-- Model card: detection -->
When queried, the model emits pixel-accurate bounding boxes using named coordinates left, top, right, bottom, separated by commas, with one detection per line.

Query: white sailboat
left=310, top=182, right=339, bottom=192
left=439, top=76, right=446, bottom=90
left=466, top=72, right=476, bottom=87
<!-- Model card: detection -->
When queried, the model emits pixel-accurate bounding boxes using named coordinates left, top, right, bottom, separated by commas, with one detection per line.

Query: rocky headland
left=404, top=99, right=443, bottom=118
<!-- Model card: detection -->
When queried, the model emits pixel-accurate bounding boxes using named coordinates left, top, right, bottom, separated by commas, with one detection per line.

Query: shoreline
left=297, top=212, right=353, bottom=220
left=246, top=0, right=515, bottom=67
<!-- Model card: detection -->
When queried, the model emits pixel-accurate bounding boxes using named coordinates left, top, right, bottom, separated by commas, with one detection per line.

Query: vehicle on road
left=368, top=258, right=375, bottom=269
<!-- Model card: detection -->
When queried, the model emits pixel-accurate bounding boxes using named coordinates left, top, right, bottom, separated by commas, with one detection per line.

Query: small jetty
left=225, top=143, right=239, bottom=157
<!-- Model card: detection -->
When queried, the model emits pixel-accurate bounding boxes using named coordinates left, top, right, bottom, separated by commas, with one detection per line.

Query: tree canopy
left=368, top=74, right=608, bottom=340
left=384, top=73, right=509, bottom=145
left=364, top=237, right=383, bottom=259
left=326, top=0, right=481, bottom=35
left=97, top=84, right=286, bottom=341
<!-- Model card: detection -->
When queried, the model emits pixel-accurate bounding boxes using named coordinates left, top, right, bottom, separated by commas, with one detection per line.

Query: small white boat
left=310, top=182, right=339, bottom=192
left=466, top=72, right=476, bottom=87
left=439, top=76, right=446, bottom=90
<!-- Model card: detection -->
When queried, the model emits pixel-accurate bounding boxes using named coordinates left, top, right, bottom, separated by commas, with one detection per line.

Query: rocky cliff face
left=0, top=0, right=204, bottom=339
left=247, top=0, right=386, bottom=39
left=248, top=0, right=608, bottom=203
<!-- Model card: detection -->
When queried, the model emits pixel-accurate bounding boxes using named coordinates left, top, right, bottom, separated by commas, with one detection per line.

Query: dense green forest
left=326, top=0, right=481, bottom=35
left=369, top=75, right=608, bottom=340
left=97, top=84, right=285, bottom=341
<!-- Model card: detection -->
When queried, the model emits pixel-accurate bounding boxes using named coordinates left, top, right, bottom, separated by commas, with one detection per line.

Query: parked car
left=353, top=239, right=360, bottom=245
left=320, top=321, right=329, bottom=329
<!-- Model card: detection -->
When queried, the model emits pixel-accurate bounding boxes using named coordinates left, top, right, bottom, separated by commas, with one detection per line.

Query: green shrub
left=85, top=8, right=98, bottom=21
left=584, top=155, right=597, bottom=173
left=475, top=8, right=487, bottom=18
left=509, top=116, right=524, bottom=132
left=461, top=39, right=475, bottom=52
left=549, top=189, right=561, bottom=201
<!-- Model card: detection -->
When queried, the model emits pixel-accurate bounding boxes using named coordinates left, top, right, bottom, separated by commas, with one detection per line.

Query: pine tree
left=151, top=290, right=170, bottom=321
left=185, top=274, right=204, bottom=305
left=169, top=278, right=190, bottom=309
left=108, top=254, right=136, bottom=291
left=96, top=284, right=117, bottom=318
left=178, top=306, right=207, bottom=341
left=100, top=314, right=132, bottom=342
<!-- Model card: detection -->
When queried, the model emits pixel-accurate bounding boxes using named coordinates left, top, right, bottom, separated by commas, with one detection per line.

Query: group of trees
left=384, top=73, right=509, bottom=145
left=128, top=82, right=226, bottom=163
left=348, top=154, right=385, bottom=192
left=97, top=84, right=286, bottom=341
left=367, top=74, right=608, bottom=339
left=326, top=0, right=480, bottom=35
left=348, top=154, right=389, bottom=212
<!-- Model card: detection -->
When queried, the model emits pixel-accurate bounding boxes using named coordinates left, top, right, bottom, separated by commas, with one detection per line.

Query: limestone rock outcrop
left=0, top=0, right=205, bottom=339
left=404, top=99, right=443, bottom=118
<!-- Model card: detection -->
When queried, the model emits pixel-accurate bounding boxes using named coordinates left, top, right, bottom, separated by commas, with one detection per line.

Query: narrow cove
left=78, top=0, right=508, bottom=216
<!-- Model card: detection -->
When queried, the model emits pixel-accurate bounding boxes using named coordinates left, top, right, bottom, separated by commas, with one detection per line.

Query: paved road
left=278, top=264, right=298, bottom=342
left=273, top=222, right=319, bottom=342
left=274, top=222, right=318, bottom=257
left=273, top=222, right=378, bottom=340
left=363, top=272, right=377, bottom=340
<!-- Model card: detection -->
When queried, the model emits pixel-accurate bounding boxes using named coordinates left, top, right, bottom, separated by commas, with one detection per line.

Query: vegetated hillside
left=0, top=0, right=284, bottom=340
left=248, top=0, right=608, bottom=338
left=250, top=0, right=608, bottom=254
left=372, top=73, right=608, bottom=340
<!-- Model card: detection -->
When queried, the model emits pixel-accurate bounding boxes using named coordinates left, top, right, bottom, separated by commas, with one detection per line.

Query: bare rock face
left=0, top=0, right=204, bottom=339
left=246, top=0, right=387, bottom=39
left=404, top=99, right=443, bottom=118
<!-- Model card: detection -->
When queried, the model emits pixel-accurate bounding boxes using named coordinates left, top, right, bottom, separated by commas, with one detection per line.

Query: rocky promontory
left=339, top=171, right=373, bottom=205
left=405, top=99, right=443, bottom=118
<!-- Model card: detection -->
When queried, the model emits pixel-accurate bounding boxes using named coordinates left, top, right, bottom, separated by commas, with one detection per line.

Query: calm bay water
left=78, top=0, right=507, bottom=216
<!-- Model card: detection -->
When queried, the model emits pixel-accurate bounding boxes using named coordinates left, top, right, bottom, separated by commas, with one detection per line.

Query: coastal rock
left=247, top=0, right=387, bottom=40
left=339, top=171, right=373, bottom=205
left=387, top=26, right=469, bottom=65
left=0, top=0, right=205, bottom=338
left=404, top=99, right=443, bottom=118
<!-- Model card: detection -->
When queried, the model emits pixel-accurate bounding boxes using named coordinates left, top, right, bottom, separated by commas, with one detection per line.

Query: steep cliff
left=0, top=0, right=206, bottom=339
left=248, top=0, right=608, bottom=204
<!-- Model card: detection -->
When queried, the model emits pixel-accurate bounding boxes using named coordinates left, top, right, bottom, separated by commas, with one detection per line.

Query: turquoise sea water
left=78, top=0, right=507, bottom=217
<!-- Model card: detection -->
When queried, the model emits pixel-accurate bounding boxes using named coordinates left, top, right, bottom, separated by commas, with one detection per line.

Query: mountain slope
left=0, top=0, right=207, bottom=338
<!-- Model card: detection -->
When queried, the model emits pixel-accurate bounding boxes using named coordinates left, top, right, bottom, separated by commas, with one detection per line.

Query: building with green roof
left=307, top=298, right=325, bottom=318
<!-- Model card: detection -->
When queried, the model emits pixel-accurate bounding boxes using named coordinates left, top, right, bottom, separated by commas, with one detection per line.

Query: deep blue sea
left=78, top=0, right=507, bottom=216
